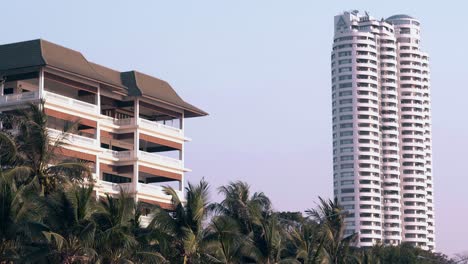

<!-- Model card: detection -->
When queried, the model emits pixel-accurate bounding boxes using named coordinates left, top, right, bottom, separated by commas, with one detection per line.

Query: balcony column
left=38, top=68, right=44, bottom=99
left=95, top=85, right=101, bottom=199
left=133, top=98, right=140, bottom=198
left=179, top=112, right=184, bottom=192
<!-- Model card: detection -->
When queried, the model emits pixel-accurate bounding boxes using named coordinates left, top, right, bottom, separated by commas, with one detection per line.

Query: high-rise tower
left=331, top=11, right=434, bottom=250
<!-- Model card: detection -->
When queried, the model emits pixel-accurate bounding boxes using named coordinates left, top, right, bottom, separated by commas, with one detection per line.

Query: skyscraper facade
left=331, top=11, right=434, bottom=250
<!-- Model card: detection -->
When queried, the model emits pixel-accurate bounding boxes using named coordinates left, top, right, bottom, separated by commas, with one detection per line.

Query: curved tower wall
left=331, top=11, right=434, bottom=250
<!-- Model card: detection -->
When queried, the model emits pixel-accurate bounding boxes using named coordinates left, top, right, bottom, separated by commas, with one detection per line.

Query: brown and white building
left=0, top=39, right=207, bottom=210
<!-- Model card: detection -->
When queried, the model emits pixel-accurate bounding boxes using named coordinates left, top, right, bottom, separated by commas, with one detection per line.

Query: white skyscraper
left=331, top=11, right=434, bottom=250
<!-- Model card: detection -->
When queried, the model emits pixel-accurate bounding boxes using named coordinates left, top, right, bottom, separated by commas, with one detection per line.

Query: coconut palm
left=203, top=215, right=250, bottom=264
left=0, top=172, right=45, bottom=262
left=281, top=217, right=322, bottom=264
left=0, top=102, right=92, bottom=196
left=248, top=213, right=286, bottom=264
left=92, top=190, right=139, bottom=263
left=149, top=179, right=213, bottom=264
left=40, top=184, right=98, bottom=263
left=306, top=197, right=357, bottom=264
left=211, top=181, right=271, bottom=236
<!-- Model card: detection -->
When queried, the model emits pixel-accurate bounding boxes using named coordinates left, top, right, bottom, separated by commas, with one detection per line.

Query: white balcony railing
left=47, top=128, right=97, bottom=147
left=43, top=91, right=99, bottom=114
left=138, top=150, right=183, bottom=169
left=99, top=181, right=132, bottom=193
left=0, top=91, right=39, bottom=104
left=138, top=183, right=183, bottom=199
left=139, top=118, right=183, bottom=137
left=101, top=117, right=135, bottom=127
left=101, top=149, right=134, bottom=160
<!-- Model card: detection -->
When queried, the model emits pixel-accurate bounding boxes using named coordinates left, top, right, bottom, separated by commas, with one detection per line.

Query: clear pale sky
left=3, top=0, right=467, bottom=256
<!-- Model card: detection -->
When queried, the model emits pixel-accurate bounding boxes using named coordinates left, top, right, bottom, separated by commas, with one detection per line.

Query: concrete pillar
left=133, top=98, right=140, bottom=200
left=179, top=112, right=185, bottom=192
left=94, top=85, right=101, bottom=199
left=38, top=68, right=44, bottom=99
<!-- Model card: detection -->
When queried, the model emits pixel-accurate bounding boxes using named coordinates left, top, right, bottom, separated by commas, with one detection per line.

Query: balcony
left=47, top=128, right=97, bottom=148
left=138, top=150, right=183, bottom=170
left=0, top=90, right=99, bottom=117
left=97, top=180, right=183, bottom=206
left=98, top=180, right=132, bottom=194
left=139, top=118, right=182, bottom=138
left=0, top=91, right=39, bottom=106
left=100, top=149, right=135, bottom=161
left=43, top=91, right=99, bottom=115
left=138, top=183, right=183, bottom=199
left=100, top=117, right=183, bottom=140
left=99, top=149, right=183, bottom=170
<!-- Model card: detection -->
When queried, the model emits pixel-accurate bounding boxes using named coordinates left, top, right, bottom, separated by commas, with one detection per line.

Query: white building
left=331, top=11, right=434, bottom=250
left=0, top=39, right=207, bottom=214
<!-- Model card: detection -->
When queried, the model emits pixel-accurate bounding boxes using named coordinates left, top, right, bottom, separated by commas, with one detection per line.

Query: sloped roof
left=121, top=71, right=207, bottom=117
left=0, top=39, right=125, bottom=88
left=0, top=39, right=207, bottom=117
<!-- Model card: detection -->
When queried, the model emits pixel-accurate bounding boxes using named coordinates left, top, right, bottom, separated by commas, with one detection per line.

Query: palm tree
left=149, top=179, right=213, bottom=264
left=0, top=172, right=45, bottom=262
left=249, top=213, right=286, bottom=264
left=0, top=102, right=92, bottom=196
left=204, top=215, right=246, bottom=264
left=306, top=197, right=356, bottom=264
left=211, top=181, right=271, bottom=236
left=41, top=184, right=98, bottom=263
left=281, top=216, right=322, bottom=264
left=212, top=181, right=292, bottom=264
left=92, top=190, right=140, bottom=263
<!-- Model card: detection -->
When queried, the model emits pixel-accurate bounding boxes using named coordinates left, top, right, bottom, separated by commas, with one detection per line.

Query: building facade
left=331, top=11, right=434, bottom=250
left=0, top=39, right=207, bottom=216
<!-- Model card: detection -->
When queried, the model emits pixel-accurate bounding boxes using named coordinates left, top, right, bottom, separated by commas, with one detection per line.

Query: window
left=340, top=107, right=353, bottom=113
left=340, top=139, right=353, bottom=145
left=341, top=155, right=354, bottom=161
left=339, top=91, right=352, bottom=96
left=341, top=147, right=353, bottom=153
left=338, top=51, right=352, bottom=57
left=340, top=131, right=353, bottom=136
left=339, top=75, right=352, bottom=80
left=340, top=115, right=353, bottom=121
left=342, top=196, right=355, bottom=202
left=339, top=59, right=352, bottom=65
left=339, top=67, right=352, bottom=73
left=339, top=82, right=352, bottom=88
left=341, top=172, right=354, bottom=177
left=342, top=188, right=355, bottom=193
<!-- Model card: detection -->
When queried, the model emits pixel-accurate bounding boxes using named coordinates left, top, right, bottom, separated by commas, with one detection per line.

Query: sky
left=2, top=0, right=467, bottom=256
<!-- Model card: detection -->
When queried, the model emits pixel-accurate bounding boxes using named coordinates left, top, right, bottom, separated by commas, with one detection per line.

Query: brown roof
left=0, top=39, right=207, bottom=117
left=121, top=71, right=207, bottom=117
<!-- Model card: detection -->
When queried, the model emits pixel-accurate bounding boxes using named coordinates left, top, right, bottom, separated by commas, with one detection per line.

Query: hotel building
left=0, top=39, right=207, bottom=212
left=331, top=11, right=434, bottom=250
